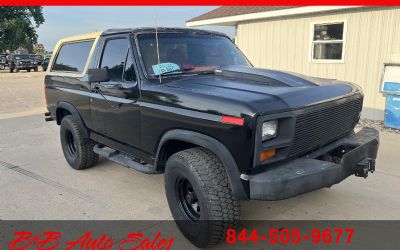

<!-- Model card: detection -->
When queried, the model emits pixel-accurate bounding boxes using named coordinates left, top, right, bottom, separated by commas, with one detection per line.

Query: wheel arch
left=56, top=101, right=89, bottom=138
left=155, top=129, right=249, bottom=200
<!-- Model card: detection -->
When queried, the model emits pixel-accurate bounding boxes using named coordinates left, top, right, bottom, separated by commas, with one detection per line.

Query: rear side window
left=52, top=40, right=94, bottom=72
left=100, top=38, right=129, bottom=82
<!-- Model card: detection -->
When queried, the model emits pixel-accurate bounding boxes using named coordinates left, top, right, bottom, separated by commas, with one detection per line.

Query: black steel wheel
left=60, top=115, right=98, bottom=170
left=165, top=147, right=240, bottom=248
left=65, top=129, right=77, bottom=157
left=176, top=176, right=200, bottom=221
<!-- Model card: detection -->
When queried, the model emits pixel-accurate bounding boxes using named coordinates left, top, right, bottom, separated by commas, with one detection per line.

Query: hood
left=159, top=66, right=360, bottom=117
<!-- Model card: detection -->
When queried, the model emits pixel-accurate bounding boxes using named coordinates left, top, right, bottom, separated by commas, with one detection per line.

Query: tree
left=33, top=43, right=45, bottom=55
left=0, top=7, right=45, bottom=53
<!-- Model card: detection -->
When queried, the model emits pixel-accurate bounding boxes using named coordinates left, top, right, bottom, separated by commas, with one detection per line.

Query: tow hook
left=355, top=158, right=376, bottom=178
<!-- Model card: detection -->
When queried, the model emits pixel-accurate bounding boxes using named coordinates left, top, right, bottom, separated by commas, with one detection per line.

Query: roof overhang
left=186, top=6, right=360, bottom=27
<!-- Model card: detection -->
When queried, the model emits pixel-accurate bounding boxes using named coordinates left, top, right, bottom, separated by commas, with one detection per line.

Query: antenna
left=153, top=7, right=162, bottom=84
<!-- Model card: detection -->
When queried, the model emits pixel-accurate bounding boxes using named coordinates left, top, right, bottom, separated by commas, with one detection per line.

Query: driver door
left=90, top=34, right=141, bottom=149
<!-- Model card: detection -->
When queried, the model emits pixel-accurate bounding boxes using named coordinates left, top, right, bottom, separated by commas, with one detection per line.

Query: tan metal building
left=187, top=6, right=400, bottom=120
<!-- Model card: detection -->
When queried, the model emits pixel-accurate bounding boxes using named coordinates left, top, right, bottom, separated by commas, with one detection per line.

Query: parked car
left=9, top=54, right=38, bottom=72
left=42, top=57, right=50, bottom=71
left=30, top=54, right=44, bottom=66
left=0, top=53, right=10, bottom=70
left=44, top=28, right=379, bottom=248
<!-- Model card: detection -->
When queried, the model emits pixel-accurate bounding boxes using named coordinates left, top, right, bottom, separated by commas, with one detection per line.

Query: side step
left=93, top=145, right=162, bottom=174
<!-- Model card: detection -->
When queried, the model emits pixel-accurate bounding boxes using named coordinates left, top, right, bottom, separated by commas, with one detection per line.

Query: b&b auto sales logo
left=7, top=231, right=174, bottom=250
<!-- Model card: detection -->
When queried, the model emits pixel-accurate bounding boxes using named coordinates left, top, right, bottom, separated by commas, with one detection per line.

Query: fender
left=155, top=129, right=249, bottom=200
left=56, top=101, right=90, bottom=138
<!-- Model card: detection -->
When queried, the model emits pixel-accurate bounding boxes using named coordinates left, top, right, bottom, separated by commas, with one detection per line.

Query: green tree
left=0, top=7, right=45, bottom=53
left=33, top=43, right=45, bottom=55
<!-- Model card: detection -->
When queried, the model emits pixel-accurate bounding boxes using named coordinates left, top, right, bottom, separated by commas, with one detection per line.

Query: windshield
left=137, top=33, right=250, bottom=78
left=14, top=55, right=30, bottom=60
left=31, top=55, right=42, bottom=60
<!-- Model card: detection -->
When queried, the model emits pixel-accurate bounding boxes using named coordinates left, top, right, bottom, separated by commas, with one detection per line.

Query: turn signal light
left=221, top=116, right=244, bottom=126
left=259, top=149, right=276, bottom=162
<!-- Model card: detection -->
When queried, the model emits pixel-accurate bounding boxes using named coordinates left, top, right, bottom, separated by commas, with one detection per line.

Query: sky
left=37, top=7, right=235, bottom=52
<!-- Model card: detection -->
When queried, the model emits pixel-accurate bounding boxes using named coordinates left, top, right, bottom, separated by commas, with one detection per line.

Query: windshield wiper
left=196, top=70, right=216, bottom=75
left=154, top=68, right=217, bottom=78
left=156, top=69, right=184, bottom=77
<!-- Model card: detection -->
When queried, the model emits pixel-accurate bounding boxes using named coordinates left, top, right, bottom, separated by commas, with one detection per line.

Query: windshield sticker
left=152, top=62, right=181, bottom=76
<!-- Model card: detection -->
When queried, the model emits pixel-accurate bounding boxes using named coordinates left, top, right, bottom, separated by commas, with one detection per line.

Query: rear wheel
left=165, top=148, right=240, bottom=248
left=60, top=115, right=98, bottom=170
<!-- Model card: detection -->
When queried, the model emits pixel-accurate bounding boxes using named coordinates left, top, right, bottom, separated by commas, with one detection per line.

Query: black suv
left=9, top=54, right=38, bottom=72
left=30, top=54, right=44, bottom=66
left=44, top=28, right=379, bottom=248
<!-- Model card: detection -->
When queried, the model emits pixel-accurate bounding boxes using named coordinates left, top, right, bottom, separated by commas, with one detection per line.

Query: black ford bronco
left=44, top=28, right=379, bottom=248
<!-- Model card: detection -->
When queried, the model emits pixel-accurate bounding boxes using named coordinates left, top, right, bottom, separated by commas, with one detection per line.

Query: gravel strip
left=356, top=118, right=400, bottom=134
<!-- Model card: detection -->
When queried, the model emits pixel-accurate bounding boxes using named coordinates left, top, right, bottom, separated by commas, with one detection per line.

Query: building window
left=311, top=21, right=345, bottom=62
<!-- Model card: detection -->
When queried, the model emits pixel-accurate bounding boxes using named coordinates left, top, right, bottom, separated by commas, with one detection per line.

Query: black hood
left=158, top=66, right=360, bottom=117
left=215, top=65, right=342, bottom=87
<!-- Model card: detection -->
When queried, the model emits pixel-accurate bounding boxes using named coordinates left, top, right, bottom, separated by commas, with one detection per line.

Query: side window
left=123, top=48, right=136, bottom=82
left=100, top=38, right=129, bottom=81
left=52, top=40, right=94, bottom=72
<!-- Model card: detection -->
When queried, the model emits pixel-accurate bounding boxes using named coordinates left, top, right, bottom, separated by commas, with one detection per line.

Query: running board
left=93, top=145, right=162, bottom=174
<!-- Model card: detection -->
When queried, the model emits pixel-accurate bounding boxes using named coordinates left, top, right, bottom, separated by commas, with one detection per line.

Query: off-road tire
left=165, top=147, right=240, bottom=248
left=60, top=115, right=98, bottom=170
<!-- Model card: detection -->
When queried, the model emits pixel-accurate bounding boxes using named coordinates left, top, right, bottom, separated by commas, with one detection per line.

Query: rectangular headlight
left=262, top=120, right=278, bottom=141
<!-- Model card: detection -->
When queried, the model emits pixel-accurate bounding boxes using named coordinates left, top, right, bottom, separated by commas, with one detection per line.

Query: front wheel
left=60, top=115, right=98, bottom=170
left=165, top=148, right=240, bottom=248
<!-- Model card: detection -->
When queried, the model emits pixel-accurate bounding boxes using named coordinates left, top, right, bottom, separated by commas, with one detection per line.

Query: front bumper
left=16, top=65, right=36, bottom=69
left=244, top=127, right=379, bottom=200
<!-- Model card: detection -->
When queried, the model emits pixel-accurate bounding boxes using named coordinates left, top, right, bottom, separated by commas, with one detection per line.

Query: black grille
left=289, top=95, right=362, bottom=157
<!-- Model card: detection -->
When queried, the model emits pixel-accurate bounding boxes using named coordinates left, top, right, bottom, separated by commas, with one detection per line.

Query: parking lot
left=1, top=71, right=400, bottom=221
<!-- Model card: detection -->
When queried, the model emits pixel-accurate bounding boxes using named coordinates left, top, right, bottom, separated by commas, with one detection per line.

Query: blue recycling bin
left=383, top=82, right=400, bottom=129
left=385, top=94, right=400, bottom=129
